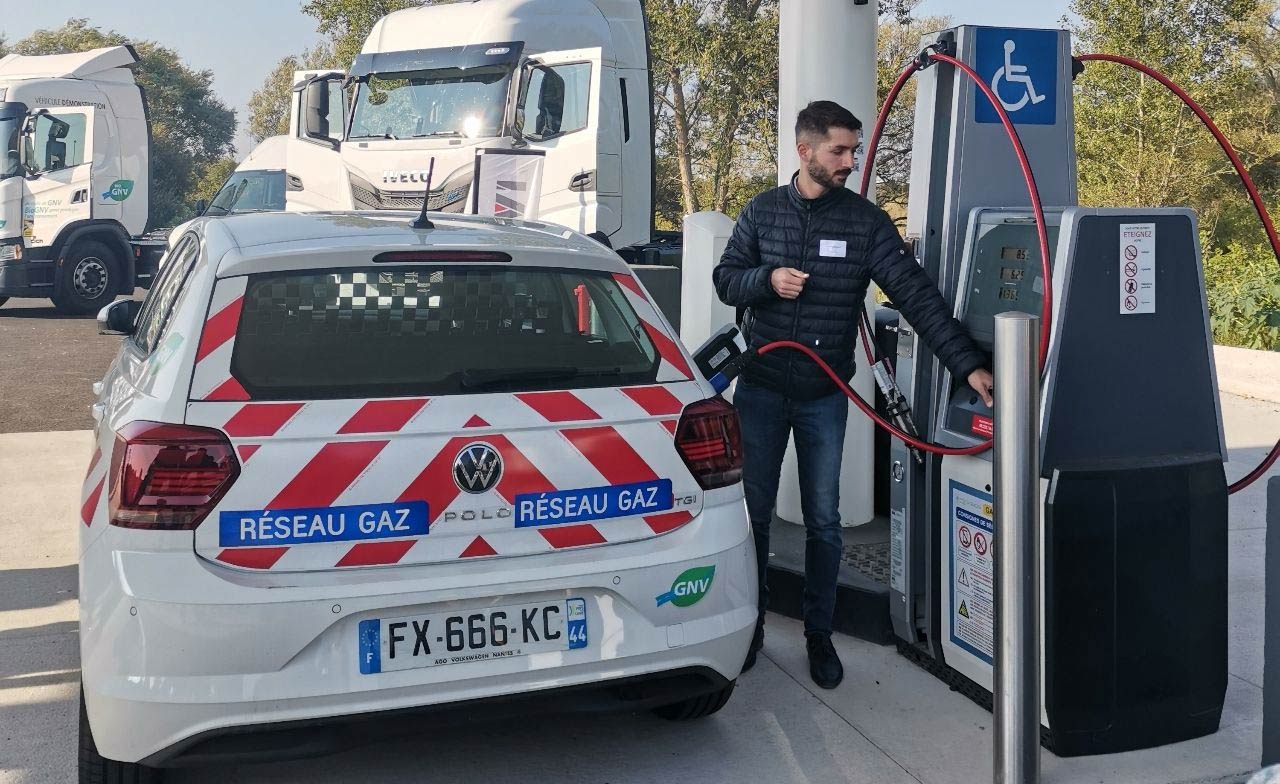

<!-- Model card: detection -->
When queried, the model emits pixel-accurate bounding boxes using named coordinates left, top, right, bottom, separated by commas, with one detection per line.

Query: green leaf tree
left=13, top=19, right=236, bottom=229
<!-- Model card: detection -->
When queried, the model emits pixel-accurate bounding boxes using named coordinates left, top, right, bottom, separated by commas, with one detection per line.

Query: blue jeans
left=734, top=379, right=849, bottom=635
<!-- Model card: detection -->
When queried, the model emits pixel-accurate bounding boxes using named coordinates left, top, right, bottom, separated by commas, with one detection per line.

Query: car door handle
left=569, top=171, right=595, bottom=192
left=90, top=403, right=105, bottom=423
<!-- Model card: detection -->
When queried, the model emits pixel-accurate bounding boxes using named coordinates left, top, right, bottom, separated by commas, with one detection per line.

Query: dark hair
left=795, top=100, right=862, bottom=141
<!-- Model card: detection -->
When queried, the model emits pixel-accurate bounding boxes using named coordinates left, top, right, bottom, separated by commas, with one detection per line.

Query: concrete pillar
left=679, top=211, right=738, bottom=354
left=775, top=0, right=879, bottom=527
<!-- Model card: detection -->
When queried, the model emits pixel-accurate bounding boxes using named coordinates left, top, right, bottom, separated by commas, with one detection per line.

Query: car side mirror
left=98, top=299, right=141, bottom=336
left=193, top=199, right=207, bottom=216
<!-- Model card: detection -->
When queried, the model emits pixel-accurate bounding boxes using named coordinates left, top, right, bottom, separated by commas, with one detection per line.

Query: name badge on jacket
left=819, top=239, right=847, bottom=258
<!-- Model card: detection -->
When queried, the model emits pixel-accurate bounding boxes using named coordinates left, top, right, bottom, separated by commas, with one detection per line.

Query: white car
left=79, top=211, right=756, bottom=781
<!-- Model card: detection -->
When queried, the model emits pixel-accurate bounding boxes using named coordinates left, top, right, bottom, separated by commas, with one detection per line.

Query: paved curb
left=1216, top=345, right=1280, bottom=404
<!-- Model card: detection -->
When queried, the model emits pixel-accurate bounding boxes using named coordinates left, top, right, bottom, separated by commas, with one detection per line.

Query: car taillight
left=108, top=421, right=240, bottom=530
left=674, top=397, right=743, bottom=490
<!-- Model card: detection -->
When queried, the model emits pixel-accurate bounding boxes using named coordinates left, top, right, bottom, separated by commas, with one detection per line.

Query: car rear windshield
left=230, top=265, right=661, bottom=399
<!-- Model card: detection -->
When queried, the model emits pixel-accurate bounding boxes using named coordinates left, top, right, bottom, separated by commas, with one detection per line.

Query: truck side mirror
left=98, top=298, right=141, bottom=336
left=303, top=80, right=335, bottom=146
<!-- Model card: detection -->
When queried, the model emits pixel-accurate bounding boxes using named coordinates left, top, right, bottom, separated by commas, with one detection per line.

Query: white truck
left=0, top=45, right=166, bottom=313
left=232, top=0, right=665, bottom=257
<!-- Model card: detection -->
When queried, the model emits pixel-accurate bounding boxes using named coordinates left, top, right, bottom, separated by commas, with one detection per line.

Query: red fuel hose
left=1076, top=53, right=1278, bottom=493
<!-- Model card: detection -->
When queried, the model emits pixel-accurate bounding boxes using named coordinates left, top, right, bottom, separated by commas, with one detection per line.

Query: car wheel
left=79, top=689, right=163, bottom=783
left=52, top=240, right=120, bottom=315
left=651, top=680, right=736, bottom=721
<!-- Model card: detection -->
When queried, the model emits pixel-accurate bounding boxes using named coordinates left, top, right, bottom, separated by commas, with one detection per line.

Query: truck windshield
left=0, top=117, right=22, bottom=180
left=349, top=65, right=512, bottom=141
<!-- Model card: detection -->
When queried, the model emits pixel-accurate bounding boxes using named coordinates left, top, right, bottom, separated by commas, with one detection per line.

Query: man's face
left=799, top=127, right=860, bottom=190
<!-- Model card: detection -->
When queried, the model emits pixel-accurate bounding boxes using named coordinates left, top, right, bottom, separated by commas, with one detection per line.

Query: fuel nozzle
left=871, top=359, right=925, bottom=465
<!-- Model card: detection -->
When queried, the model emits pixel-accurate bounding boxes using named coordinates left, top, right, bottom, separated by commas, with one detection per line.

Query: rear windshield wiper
left=459, top=366, right=625, bottom=390
left=459, top=366, right=579, bottom=390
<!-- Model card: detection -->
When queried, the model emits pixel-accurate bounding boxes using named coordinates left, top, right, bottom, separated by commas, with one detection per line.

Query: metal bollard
left=1264, top=476, right=1280, bottom=766
left=993, top=312, right=1041, bottom=784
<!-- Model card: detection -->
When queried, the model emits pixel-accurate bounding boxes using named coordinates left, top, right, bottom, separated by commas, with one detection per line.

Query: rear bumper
left=81, top=500, right=756, bottom=763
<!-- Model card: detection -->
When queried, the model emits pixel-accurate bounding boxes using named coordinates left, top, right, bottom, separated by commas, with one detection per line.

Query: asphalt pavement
left=0, top=391, right=1275, bottom=783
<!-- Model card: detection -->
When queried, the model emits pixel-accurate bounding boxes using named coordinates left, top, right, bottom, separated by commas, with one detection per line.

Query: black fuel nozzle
left=871, top=359, right=925, bottom=465
left=914, top=40, right=955, bottom=71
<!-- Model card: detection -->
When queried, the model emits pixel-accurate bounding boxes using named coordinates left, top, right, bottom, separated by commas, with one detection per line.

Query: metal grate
left=842, top=541, right=891, bottom=584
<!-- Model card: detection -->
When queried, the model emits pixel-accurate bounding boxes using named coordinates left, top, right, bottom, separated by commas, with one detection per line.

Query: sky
left=0, top=0, right=1075, bottom=160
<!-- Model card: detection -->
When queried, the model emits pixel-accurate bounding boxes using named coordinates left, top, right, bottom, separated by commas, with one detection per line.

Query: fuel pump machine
left=884, top=26, right=1228, bottom=756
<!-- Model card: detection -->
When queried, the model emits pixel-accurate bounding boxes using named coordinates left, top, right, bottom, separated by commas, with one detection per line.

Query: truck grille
left=351, top=181, right=470, bottom=212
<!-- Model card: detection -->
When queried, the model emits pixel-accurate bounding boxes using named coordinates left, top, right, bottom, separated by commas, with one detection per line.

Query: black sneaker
left=740, top=617, right=766, bottom=673
left=806, top=632, right=843, bottom=689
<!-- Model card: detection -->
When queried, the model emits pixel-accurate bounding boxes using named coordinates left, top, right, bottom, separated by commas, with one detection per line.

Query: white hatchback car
left=79, top=211, right=755, bottom=781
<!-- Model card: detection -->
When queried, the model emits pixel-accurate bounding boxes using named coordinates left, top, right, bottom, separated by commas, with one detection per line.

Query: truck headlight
left=0, top=242, right=23, bottom=262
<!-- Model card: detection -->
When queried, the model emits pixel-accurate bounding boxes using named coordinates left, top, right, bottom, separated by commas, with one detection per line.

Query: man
left=713, top=100, right=994, bottom=689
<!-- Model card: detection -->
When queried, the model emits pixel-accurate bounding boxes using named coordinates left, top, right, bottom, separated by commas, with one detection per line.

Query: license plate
left=358, top=598, right=587, bottom=674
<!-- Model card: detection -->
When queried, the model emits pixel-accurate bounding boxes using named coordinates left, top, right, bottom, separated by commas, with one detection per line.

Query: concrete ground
left=0, top=392, right=1276, bottom=784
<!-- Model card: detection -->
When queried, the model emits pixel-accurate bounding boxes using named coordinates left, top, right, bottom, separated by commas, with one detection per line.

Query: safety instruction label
left=950, top=480, right=994, bottom=664
left=889, top=508, right=906, bottom=594
left=1119, top=223, right=1156, bottom=315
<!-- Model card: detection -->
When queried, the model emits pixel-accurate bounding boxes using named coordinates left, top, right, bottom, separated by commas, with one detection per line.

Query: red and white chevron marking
left=186, top=383, right=706, bottom=571
left=80, top=446, right=107, bottom=528
left=612, top=272, right=694, bottom=382
left=190, top=276, right=249, bottom=402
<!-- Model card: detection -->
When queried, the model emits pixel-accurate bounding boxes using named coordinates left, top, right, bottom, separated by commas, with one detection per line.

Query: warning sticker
left=889, top=508, right=906, bottom=594
left=950, top=480, right=994, bottom=664
left=1119, top=223, right=1156, bottom=315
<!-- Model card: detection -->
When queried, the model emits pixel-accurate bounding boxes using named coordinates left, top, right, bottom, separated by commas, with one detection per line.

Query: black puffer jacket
left=713, top=177, right=987, bottom=401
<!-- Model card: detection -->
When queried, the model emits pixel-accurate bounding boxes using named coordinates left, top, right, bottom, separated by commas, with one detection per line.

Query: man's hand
left=770, top=267, right=809, bottom=300
left=968, top=368, right=994, bottom=408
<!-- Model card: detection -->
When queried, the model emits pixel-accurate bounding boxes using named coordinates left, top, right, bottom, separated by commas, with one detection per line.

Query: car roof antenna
left=410, top=157, right=436, bottom=230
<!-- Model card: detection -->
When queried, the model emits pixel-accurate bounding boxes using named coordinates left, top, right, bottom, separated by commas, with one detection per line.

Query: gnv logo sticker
left=102, top=179, right=134, bottom=202
left=656, top=565, right=715, bottom=607
left=453, top=442, right=503, bottom=494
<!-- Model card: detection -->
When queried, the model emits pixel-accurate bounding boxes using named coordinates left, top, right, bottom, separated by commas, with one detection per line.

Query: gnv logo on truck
left=656, top=565, right=715, bottom=607
left=102, top=179, right=134, bottom=202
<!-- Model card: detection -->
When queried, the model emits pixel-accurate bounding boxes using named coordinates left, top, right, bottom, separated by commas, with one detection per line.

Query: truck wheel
left=52, top=240, right=119, bottom=315
left=651, top=680, right=735, bottom=721
left=79, top=690, right=163, bottom=783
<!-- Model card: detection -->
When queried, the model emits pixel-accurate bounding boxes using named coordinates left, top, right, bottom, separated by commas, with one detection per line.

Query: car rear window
left=229, top=265, right=661, bottom=399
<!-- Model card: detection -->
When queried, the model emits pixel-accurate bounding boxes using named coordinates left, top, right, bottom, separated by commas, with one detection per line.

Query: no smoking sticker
left=1119, top=223, right=1156, bottom=314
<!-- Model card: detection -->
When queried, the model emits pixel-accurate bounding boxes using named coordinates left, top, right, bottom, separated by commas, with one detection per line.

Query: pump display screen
left=959, top=219, right=1060, bottom=348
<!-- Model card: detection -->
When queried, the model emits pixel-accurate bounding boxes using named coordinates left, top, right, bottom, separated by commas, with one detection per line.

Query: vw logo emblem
left=453, top=442, right=503, bottom=494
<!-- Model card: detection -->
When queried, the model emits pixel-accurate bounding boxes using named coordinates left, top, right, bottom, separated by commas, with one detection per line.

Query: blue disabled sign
left=974, top=27, right=1058, bottom=126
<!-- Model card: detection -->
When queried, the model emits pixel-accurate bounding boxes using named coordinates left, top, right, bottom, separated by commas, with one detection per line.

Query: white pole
left=775, top=0, right=879, bottom=527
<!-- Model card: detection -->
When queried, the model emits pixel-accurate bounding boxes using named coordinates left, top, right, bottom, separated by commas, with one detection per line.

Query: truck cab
left=280, top=0, right=654, bottom=250
left=0, top=45, right=162, bottom=313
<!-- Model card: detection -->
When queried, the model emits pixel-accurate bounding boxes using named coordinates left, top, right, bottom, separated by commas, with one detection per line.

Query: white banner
left=472, top=148, right=546, bottom=220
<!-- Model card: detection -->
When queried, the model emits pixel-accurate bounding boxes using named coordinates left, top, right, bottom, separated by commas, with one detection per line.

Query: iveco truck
left=249, top=0, right=659, bottom=252
left=0, top=46, right=165, bottom=313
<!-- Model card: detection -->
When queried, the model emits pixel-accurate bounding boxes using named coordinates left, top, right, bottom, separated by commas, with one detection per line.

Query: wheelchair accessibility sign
left=974, top=27, right=1057, bottom=126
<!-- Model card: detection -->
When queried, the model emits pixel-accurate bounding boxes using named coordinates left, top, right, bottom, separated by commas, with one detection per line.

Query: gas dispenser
left=884, top=26, right=1228, bottom=756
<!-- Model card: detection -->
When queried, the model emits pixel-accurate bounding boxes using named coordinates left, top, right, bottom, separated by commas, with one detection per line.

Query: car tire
left=79, top=689, right=163, bottom=784
left=52, top=240, right=120, bottom=316
left=651, top=680, right=736, bottom=721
